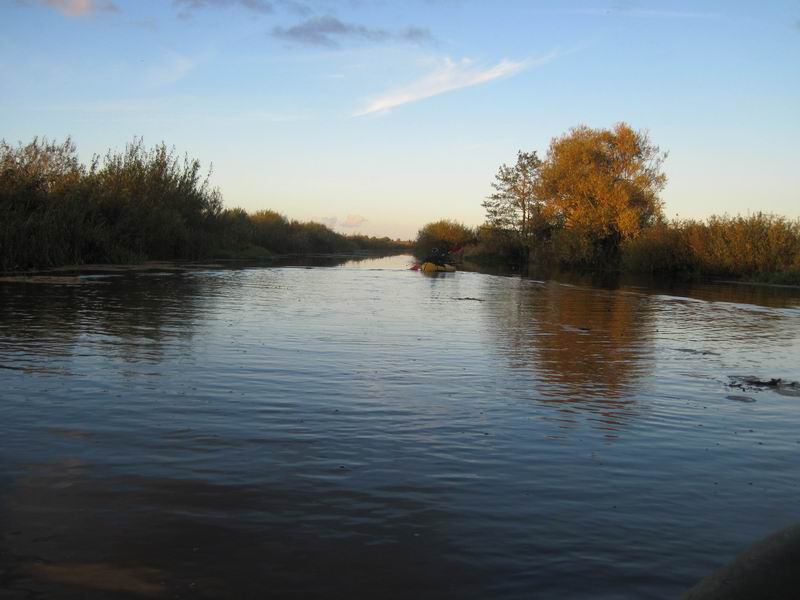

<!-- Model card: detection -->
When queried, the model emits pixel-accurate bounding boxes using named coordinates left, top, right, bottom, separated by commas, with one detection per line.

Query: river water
left=1, top=254, right=799, bottom=599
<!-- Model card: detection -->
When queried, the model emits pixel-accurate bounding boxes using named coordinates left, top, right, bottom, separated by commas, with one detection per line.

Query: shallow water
left=1, top=255, right=799, bottom=599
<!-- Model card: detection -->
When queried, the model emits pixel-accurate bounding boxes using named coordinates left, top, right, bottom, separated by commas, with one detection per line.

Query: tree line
left=415, top=123, right=800, bottom=284
left=0, top=138, right=409, bottom=272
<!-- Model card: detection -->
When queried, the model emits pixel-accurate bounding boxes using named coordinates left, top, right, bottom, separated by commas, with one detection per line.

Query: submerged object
left=728, top=375, right=800, bottom=397
left=420, top=262, right=456, bottom=273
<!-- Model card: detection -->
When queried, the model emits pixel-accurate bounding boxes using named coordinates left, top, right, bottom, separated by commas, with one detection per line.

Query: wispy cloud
left=146, top=54, right=198, bottom=87
left=128, top=17, right=158, bottom=31
left=173, top=0, right=273, bottom=17
left=20, top=98, right=308, bottom=126
left=22, top=98, right=168, bottom=113
left=228, top=110, right=309, bottom=123
left=567, top=7, right=720, bottom=19
left=316, top=214, right=367, bottom=228
left=279, top=0, right=311, bottom=16
left=319, top=216, right=338, bottom=227
left=355, top=52, right=558, bottom=116
left=35, top=0, right=118, bottom=17
left=272, top=15, right=435, bottom=48
left=341, top=214, right=367, bottom=228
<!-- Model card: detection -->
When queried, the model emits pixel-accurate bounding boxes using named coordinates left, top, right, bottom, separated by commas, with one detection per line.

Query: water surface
left=1, top=255, right=799, bottom=598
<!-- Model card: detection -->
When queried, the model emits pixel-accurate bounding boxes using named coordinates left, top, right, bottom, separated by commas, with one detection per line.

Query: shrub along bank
left=416, top=214, right=800, bottom=285
left=0, top=138, right=409, bottom=271
left=414, top=123, right=800, bottom=284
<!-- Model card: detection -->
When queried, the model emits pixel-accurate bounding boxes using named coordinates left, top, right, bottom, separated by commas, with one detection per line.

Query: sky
left=1, top=0, right=799, bottom=239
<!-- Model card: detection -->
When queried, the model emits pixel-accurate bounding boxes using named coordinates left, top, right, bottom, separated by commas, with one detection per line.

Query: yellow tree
left=415, top=219, right=474, bottom=256
left=536, top=123, right=666, bottom=260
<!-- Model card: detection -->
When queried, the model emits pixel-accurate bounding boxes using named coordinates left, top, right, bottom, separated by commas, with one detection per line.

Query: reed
left=622, top=214, right=800, bottom=280
left=0, top=138, right=408, bottom=271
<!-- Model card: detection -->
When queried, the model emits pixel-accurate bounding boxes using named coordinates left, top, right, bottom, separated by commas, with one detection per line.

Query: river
left=1, top=254, right=799, bottom=599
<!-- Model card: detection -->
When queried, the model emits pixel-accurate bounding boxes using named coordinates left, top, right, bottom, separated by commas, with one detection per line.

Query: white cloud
left=341, top=214, right=367, bottom=228
left=146, top=55, right=198, bottom=87
left=354, top=52, right=558, bottom=116
left=237, top=110, right=309, bottom=123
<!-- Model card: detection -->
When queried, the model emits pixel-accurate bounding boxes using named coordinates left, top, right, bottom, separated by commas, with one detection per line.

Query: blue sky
left=2, top=0, right=798, bottom=238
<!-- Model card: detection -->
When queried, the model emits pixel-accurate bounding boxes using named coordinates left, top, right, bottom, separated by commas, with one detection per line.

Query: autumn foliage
left=472, top=123, right=800, bottom=281
left=414, top=219, right=475, bottom=257
left=536, top=124, right=666, bottom=254
left=623, top=214, right=800, bottom=281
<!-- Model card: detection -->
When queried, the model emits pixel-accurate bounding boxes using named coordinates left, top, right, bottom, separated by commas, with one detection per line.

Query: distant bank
left=0, top=138, right=410, bottom=273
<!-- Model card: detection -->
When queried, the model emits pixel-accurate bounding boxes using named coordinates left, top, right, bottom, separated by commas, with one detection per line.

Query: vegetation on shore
left=414, top=219, right=475, bottom=258
left=415, top=123, right=800, bottom=284
left=0, top=138, right=409, bottom=272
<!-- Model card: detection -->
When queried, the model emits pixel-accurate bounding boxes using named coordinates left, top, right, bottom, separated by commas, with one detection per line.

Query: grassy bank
left=414, top=215, right=800, bottom=285
left=417, top=213, right=800, bottom=285
left=0, top=138, right=409, bottom=272
left=413, top=123, right=800, bottom=285
left=620, top=214, right=800, bottom=284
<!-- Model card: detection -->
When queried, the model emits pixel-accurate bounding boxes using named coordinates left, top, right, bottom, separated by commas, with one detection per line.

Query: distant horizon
left=3, top=0, right=799, bottom=238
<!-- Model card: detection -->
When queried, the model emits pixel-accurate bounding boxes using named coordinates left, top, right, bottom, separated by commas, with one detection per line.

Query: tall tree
left=482, top=150, right=543, bottom=241
left=536, top=123, right=666, bottom=252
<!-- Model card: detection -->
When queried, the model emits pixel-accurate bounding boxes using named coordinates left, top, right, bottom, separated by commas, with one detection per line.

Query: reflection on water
left=486, top=280, right=655, bottom=437
left=1, top=255, right=800, bottom=599
left=29, top=563, right=165, bottom=597
left=0, top=273, right=214, bottom=369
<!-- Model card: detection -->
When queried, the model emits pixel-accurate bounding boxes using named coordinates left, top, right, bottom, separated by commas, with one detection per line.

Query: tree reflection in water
left=485, top=278, right=656, bottom=437
left=0, top=273, right=212, bottom=370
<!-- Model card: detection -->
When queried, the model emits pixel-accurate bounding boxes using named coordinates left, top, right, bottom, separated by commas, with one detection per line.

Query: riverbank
left=452, top=256, right=800, bottom=297
left=0, top=138, right=411, bottom=272
left=455, top=243, right=800, bottom=288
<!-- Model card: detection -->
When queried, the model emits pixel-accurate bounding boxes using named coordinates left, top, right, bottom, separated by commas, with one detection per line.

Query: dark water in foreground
left=1, top=255, right=799, bottom=599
